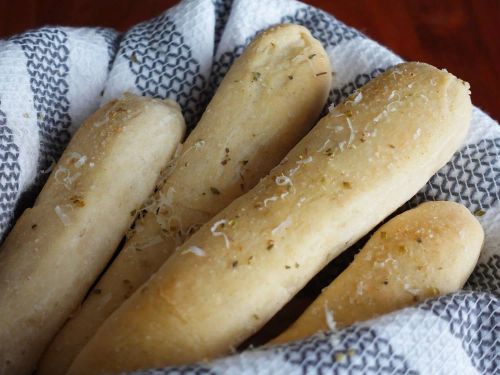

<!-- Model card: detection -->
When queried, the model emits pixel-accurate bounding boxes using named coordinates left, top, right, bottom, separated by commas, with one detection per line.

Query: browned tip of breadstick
left=270, top=201, right=483, bottom=345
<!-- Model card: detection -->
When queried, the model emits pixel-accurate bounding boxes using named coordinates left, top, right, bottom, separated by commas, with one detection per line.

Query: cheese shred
left=211, top=220, right=230, bottom=249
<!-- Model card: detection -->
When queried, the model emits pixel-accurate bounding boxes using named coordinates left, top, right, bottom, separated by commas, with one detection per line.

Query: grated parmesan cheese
left=288, top=156, right=314, bottom=177
left=54, top=205, right=71, bottom=226
left=54, top=166, right=70, bottom=182
left=346, top=117, right=355, bottom=146
left=404, top=283, right=420, bottom=295
left=388, top=90, right=399, bottom=101
left=338, top=141, right=347, bottom=152
left=413, top=128, right=422, bottom=140
left=182, top=245, right=206, bottom=257
left=373, top=110, right=388, bottom=123
left=272, top=216, right=292, bottom=236
left=288, top=165, right=301, bottom=177
left=65, top=172, right=81, bottom=186
left=92, top=116, right=108, bottom=128
left=387, top=101, right=400, bottom=113
left=67, top=152, right=87, bottom=168
left=54, top=167, right=81, bottom=189
left=324, top=301, right=337, bottom=331
left=317, top=139, right=331, bottom=153
left=392, top=69, right=402, bottom=79
left=211, top=219, right=230, bottom=248
left=353, top=92, right=363, bottom=104
left=297, top=156, right=313, bottom=164
left=263, top=196, right=278, bottom=207
left=194, top=140, right=205, bottom=149
left=356, top=281, right=365, bottom=295
left=275, top=175, right=293, bottom=186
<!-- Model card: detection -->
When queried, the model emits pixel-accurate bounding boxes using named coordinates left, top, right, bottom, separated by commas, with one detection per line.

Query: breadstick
left=0, top=94, right=185, bottom=375
left=68, top=62, right=472, bottom=374
left=39, top=24, right=332, bottom=375
left=270, top=201, right=483, bottom=344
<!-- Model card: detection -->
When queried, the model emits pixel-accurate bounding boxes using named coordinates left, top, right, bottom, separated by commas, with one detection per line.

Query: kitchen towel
left=0, top=0, right=498, bottom=373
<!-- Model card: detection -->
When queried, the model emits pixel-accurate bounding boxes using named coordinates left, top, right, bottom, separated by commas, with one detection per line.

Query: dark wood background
left=0, top=0, right=498, bottom=121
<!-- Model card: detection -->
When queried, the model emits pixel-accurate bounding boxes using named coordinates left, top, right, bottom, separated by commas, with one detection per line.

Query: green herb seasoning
left=474, top=209, right=486, bottom=217
left=130, top=53, right=139, bottom=63
left=252, top=72, right=261, bottom=81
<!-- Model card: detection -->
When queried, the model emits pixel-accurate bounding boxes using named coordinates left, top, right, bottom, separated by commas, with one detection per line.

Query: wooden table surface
left=0, top=0, right=498, bottom=121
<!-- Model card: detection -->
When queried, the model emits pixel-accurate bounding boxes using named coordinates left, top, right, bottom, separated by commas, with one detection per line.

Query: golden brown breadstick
left=68, top=62, right=472, bottom=374
left=39, top=24, right=331, bottom=375
left=0, top=94, right=185, bottom=375
left=270, top=201, right=483, bottom=344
